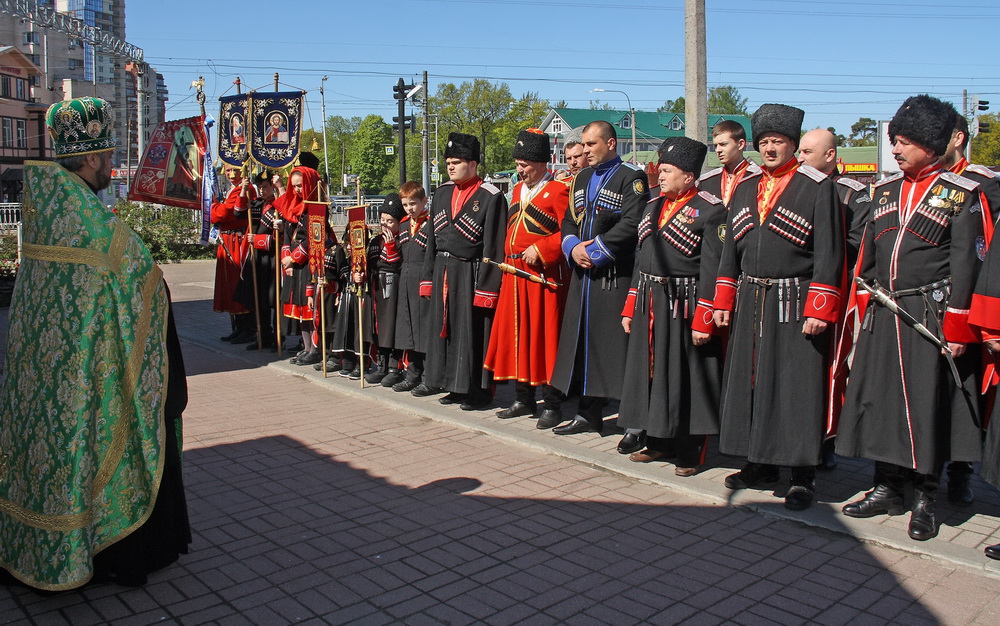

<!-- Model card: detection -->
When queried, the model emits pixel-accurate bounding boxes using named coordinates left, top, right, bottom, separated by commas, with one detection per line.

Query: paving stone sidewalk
left=1, top=259, right=1000, bottom=624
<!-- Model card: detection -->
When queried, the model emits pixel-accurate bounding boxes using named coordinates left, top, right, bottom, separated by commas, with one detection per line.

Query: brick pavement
left=1, top=259, right=1000, bottom=624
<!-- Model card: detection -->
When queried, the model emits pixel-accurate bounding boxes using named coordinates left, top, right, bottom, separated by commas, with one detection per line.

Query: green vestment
left=0, top=160, right=169, bottom=590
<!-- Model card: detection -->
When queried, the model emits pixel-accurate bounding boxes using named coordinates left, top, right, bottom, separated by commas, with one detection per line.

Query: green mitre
left=45, top=96, right=117, bottom=157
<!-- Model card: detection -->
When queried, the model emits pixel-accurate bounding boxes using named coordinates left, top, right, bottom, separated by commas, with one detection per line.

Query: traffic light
left=393, top=78, right=415, bottom=100
left=975, top=98, right=990, bottom=112
left=392, top=115, right=415, bottom=133
left=980, top=119, right=991, bottom=134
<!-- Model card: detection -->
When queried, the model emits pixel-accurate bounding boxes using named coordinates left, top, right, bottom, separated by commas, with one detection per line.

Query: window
left=29, top=54, right=40, bottom=65
left=620, top=115, right=631, bottom=129
left=31, top=75, right=40, bottom=87
left=15, top=79, right=26, bottom=100
left=2, top=118, right=13, bottom=147
left=68, top=39, right=79, bottom=50
left=1, top=77, right=9, bottom=98
left=23, top=32, right=39, bottom=45
left=69, top=58, right=83, bottom=70
left=670, top=118, right=683, bottom=131
left=551, top=118, right=563, bottom=133
left=15, top=120, right=26, bottom=148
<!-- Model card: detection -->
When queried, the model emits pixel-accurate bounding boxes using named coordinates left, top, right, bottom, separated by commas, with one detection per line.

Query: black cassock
left=421, top=180, right=507, bottom=394
left=715, top=163, right=844, bottom=467
left=972, top=217, right=1000, bottom=487
left=332, top=236, right=379, bottom=354
left=550, top=158, right=648, bottom=400
left=394, top=214, right=430, bottom=354
left=838, top=170, right=989, bottom=472
left=617, top=190, right=726, bottom=438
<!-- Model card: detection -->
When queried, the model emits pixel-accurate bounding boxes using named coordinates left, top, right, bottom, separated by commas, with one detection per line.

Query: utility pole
left=320, top=76, right=330, bottom=181
left=422, top=71, right=430, bottom=193
left=135, top=62, right=146, bottom=162
left=684, top=0, right=707, bottom=144
left=392, top=78, right=415, bottom=186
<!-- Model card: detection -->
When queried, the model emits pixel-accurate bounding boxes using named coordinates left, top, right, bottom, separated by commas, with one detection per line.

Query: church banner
left=218, top=94, right=249, bottom=167
left=248, top=91, right=303, bottom=169
left=128, top=114, right=205, bottom=210
left=200, top=117, right=221, bottom=244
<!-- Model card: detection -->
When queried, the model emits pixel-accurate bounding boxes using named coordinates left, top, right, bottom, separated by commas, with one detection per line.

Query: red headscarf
left=273, top=166, right=321, bottom=221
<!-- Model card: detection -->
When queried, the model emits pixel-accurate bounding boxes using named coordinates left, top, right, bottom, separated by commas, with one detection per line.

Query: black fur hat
left=444, top=132, right=480, bottom=161
left=512, top=128, right=551, bottom=162
left=751, top=104, right=804, bottom=150
left=888, top=95, right=958, bottom=157
left=380, top=192, right=406, bottom=221
left=296, top=151, right=320, bottom=170
left=657, top=137, right=708, bottom=174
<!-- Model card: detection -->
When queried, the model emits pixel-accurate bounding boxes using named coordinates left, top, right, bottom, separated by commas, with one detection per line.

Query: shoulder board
left=836, top=176, right=867, bottom=192
left=623, top=161, right=644, bottom=172
left=645, top=195, right=663, bottom=206
left=966, top=163, right=998, bottom=179
left=938, top=171, right=978, bottom=191
left=797, top=164, right=827, bottom=183
left=698, top=167, right=722, bottom=181
left=480, top=182, right=501, bottom=195
left=746, top=162, right=763, bottom=176
left=697, top=190, right=723, bottom=205
left=874, top=172, right=903, bottom=187
left=438, top=180, right=455, bottom=188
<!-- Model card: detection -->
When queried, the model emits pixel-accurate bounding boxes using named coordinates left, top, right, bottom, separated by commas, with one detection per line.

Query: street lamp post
left=592, top=88, right=637, bottom=163
left=320, top=76, right=330, bottom=182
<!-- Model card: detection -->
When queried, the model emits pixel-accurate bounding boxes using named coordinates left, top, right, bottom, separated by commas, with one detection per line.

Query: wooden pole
left=319, top=279, right=327, bottom=377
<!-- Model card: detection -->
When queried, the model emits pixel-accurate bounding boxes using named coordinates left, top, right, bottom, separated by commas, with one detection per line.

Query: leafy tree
left=588, top=99, right=614, bottom=111
left=848, top=117, right=878, bottom=147
left=971, top=113, right=1000, bottom=165
left=707, top=86, right=748, bottom=116
left=350, top=115, right=393, bottom=194
left=486, top=91, right=550, bottom=174
left=658, top=97, right=685, bottom=114
left=827, top=126, right=847, bottom=147
left=553, top=99, right=568, bottom=108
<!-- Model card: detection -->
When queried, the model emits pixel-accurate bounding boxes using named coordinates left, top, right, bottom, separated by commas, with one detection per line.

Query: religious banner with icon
left=306, top=186, right=330, bottom=278
left=248, top=91, right=303, bottom=168
left=128, top=114, right=206, bottom=210
left=346, top=206, right=369, bottom=277
left=218, top=94, right=249, bottom=166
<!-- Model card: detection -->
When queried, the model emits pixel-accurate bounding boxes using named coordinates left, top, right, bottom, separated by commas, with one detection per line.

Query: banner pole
left=245, top=163, right=263, bottom=351
left=320, top=279, right=328, bottom=377
left=275, top=220, right=282, bottom=359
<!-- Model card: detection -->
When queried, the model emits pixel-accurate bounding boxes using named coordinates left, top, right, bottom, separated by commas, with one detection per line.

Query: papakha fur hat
left=444, top=132, right=480, bottom=161
left=888, top=94, right=958, bottom=157
left=657, top=136, right=708, bottom=174
left=512, top=128, right=551, bottom=162
left=751, top=103, right=804, bottom=150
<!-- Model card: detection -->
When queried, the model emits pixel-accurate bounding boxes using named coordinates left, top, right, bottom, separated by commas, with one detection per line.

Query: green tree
left=350, top=115, right=393, bottom=194
left=848, top=117, right=878, bottom=147
left=707, top=86, right=748, bottom=116
left=588, top=99, right=614, bottom=111
left=971, top=113, right=1000, bottom=165
left=827, top=126, right=847, bottom=147
left=486, top=91, right=550, bottom=174
left=658, top=97, right=686, bottom=114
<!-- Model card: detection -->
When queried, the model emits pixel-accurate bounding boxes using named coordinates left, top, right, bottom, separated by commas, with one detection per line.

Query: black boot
left=785, top=467, right=816, bottom=511
left=365, top=353, right=389, bottom=384
left=908, top=489, right=937, bottom=541
left=842, top=484, right=906, bottom=518
left=381, top=368, right=404, bottom=387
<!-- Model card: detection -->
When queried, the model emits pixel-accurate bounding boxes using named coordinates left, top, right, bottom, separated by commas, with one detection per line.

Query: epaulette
left=966, top=163, right=998, bottom=179
left=939, top=171, right=978, bottom=191
left=623, top=161, right=644, bottom=172
left=746, top=162, right=763, bottom=176
left=481, top=182, right=501, bottom=195
left=645, top=195, right=663, bottom=206
left=438, top=180, right=455, bottom=188
left=699, top=167, right=722, bottom=181
left=798, top=164, right=827, bottom=183
left=698, top=190, right=723, bottom=205
left=874, top=172, right=903, bottom=187
left=836, top=176, right=867, bottom=192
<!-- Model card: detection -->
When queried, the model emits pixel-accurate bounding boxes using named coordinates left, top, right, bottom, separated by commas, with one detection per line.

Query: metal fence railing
left=0, top=203, right=21, bottom=230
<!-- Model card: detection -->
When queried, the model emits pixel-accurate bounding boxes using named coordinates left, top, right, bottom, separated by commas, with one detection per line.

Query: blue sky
left=129, top=0, right=1000, bottom=137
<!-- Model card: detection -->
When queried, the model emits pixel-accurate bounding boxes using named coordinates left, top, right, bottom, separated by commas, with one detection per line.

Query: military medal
left=932, top=290, right=944, bottom=302
left=473, top=200, right=480, bottom=212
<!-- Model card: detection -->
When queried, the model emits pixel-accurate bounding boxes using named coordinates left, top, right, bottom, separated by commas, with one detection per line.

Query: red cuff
left=419, top=281, right=432, bottom=297
left=714, top=277, right=738, bottom=312
left=970, top=293, right=1000, bottom=336
left=621, top=289, right=638, bottom=318
left=473, top=290, right=499, bottom=308
left=305, top=284, right=315, bottom=297
left=290, top=245, right=307, bottom=264
left=943, top=308, right=977, bottom=344
left=804, top=283, right=841, bottom=324
left=253, top=234, right=272, bottom=249
left=691, top=301, right=717, bottom=334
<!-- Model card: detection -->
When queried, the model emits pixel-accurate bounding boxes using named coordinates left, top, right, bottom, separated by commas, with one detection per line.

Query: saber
left=856, top=276, right=979, bottom=427
left=482, top=257, right=560, bottom=289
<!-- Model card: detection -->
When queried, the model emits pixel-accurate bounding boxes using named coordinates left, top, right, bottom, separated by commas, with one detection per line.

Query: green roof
left=552, top=108, right=752, bottom=143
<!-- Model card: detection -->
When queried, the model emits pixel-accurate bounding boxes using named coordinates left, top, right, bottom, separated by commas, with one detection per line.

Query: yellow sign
left=844, top=163, right=877, bottom=173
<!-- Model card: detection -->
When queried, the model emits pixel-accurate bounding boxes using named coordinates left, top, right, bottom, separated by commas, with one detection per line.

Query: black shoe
left=288, top=350, right=308, bottom=365
left=497, top=401, right=536, bottom=419
left=617, top=432, right=645, bottom=455
left=230, top=329, right=257, bottom=344
left=295, top=350, right=321, bottom=366
left=842, top=484, right=906, bottom=518
left=346, top=367, right=361, bottom=380
left=246, top=337, right=275, bottom=351
left=461, top=394, right=493, bottom=411
left=410, top=383, right=441, bottom=397
left=439, top=393, right=465, bottom=405
left=908, top=491, right=937, bottom=541
left=394, top=378, right=421, bottom=393
left=985, top=544, right=1000, bottom=561
left=381, top=369, right=405, bottom=387
left=220, top=329, right=239, bottom=342
left=724, top=463, right=780, bottom=490
left=314, top=357, right=338, bottom=372
left=947, top=471, right=975, bottom=506
left=365, top=369, right=389, bottom=384
left=553, top=417, right=602, bottom=435
left=536, top=410, right=565, bottom=429
left=785, top=483, right=815, bottom=511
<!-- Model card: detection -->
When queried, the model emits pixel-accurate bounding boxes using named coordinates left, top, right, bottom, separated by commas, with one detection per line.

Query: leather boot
left=381, top=368, right=404, bottom=387
left=908, top=489, right=937, bottom=541
left=946, top=462, right=974, bottom=506
left=365, top=353, right=389, bottom=384
left=843, top=484, right=906, bottom=518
